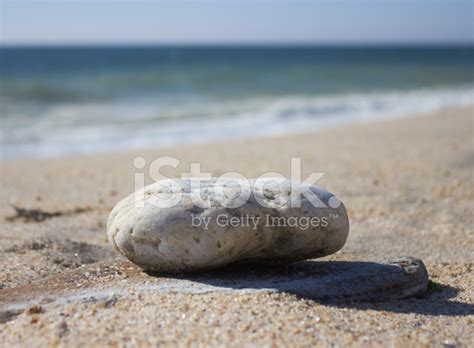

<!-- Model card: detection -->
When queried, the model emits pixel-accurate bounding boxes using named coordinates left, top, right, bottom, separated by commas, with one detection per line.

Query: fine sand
left=1, top=106, right=473, bottom=347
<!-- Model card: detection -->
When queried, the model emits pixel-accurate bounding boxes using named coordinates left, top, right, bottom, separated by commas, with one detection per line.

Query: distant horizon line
left=1, top=41, right=473, bottom=49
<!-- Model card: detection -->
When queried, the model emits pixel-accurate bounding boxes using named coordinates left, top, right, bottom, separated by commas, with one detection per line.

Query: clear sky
left=1, top=0, right=473, bottom=45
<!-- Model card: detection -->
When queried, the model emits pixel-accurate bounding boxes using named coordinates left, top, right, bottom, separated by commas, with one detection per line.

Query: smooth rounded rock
left=107, top=177, right=349, bottom=273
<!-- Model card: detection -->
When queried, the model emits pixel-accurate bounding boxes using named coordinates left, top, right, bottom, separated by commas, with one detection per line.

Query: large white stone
left=107, top=178, right=349, bottom=273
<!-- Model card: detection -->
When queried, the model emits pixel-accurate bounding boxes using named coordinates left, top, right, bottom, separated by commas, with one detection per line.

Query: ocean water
left=1, top=46, right=473, bottom=159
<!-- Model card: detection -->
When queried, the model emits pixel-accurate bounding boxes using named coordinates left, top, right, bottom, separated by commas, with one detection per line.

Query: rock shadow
left=146, top=260, right=474, bottom=316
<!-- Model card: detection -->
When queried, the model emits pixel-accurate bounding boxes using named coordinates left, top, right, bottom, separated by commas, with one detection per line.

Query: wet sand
left=1, top=106, right=473, bottom=346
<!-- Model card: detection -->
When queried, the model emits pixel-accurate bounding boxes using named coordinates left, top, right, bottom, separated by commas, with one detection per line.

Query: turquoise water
left=1, top=46, right=473, bottom=158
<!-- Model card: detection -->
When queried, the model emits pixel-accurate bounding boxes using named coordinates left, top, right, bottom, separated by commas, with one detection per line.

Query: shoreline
left=2, top=85, right=473, bottom=160
left=3, top=103, right=473, bottom=164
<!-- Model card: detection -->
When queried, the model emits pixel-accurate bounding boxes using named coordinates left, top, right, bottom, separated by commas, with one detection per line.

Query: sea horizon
left=2, top=42, right=473, bottom=47
left=1, top=45, right=473, bottom=159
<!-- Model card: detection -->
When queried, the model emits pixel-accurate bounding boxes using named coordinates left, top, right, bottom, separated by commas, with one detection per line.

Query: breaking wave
left=1, top=85, right=473, bottom=159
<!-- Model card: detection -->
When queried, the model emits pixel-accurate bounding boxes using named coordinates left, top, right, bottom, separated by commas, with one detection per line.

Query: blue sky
left=1, top=0, right=473, bottom=45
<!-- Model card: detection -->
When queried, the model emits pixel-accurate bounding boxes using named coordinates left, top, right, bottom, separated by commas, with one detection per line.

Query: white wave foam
left=1, top=85, right=473, bottom=159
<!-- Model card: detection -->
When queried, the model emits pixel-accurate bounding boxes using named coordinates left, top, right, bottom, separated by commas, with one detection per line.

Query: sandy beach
left=1, top=106, right=473, bottom=347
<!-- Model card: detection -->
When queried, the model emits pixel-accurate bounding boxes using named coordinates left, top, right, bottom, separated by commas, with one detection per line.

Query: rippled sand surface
left=1, top=106, right=473, bottom=347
